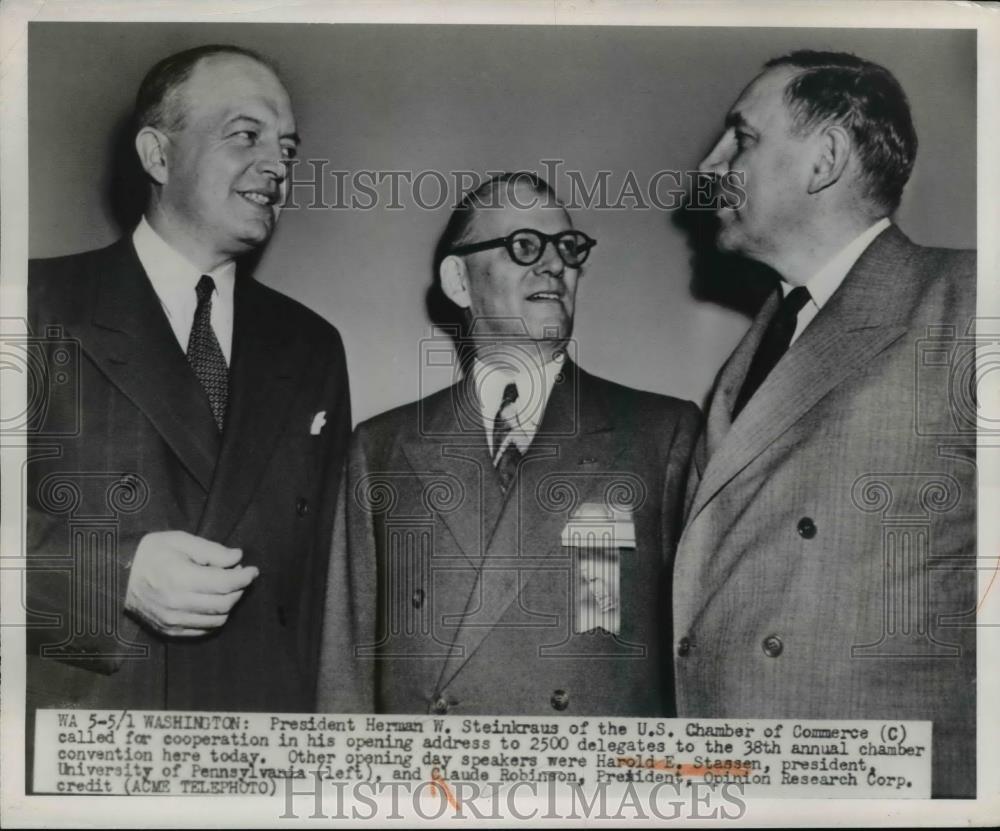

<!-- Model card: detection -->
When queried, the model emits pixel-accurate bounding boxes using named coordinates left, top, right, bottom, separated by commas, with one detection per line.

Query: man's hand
left=124, top=530, right=259, bottom=637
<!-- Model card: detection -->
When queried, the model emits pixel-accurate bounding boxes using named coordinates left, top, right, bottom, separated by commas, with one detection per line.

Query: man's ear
left=807, top=124, right=851, bottom=194
left=440, top=255, right=472, bottom=309
left=135, top=126, right=170, bottom=186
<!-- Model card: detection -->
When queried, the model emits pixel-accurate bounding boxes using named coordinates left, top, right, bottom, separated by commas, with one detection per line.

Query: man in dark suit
left=319, top=173, right=700, bottom=715
left=674, top=51, right=976, bottom=797
left=27, top=45, right=351, bottom=716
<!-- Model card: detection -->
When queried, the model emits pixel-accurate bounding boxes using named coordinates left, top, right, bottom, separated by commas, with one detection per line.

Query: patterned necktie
left=732, top=285, right=811, bottom=419
left=492, top=382, right=521, bottom=492
left=187, top=275, right=229, bottom=432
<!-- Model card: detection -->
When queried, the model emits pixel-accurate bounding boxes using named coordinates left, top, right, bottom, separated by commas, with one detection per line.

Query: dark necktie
left=732, top=285, right=811, bottom=419
left=492, top=382, right=521, bottom=492
left=187, top=275, right=229, bottom=432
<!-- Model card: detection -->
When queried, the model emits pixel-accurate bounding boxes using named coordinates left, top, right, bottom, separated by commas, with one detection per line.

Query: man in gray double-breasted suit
left=320, top=173, right=700, bottom=716
left=675, top=51, right=976, bottom=798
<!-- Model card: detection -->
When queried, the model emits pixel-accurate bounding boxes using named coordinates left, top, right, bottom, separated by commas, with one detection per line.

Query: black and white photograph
left=1, top=0, right=996, bottom=826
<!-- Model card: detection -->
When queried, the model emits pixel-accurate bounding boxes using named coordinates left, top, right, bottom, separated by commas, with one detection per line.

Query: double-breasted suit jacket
left=27, top=236, right=351, bottom=713
left=319, top=362, right=701, bottom=716
left=673, top=226, right=976, bottom=798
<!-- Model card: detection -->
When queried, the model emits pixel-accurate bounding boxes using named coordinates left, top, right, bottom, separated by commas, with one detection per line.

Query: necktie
left=732, top=285, right=811, bottom=419
left=187, top=275, right=229, bottom=432
left=492, top=382, right=521, bottom=492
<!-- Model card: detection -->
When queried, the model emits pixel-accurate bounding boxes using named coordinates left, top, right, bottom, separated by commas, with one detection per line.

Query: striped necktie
left=492, top=381, right=521, bottom=492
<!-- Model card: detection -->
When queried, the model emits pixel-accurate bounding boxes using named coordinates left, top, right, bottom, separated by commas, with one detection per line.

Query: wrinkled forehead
left=468, top=186, right=573, bottom=240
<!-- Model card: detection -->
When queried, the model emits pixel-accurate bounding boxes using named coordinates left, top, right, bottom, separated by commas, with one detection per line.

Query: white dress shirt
left=473, top=353, right=564, bottom=457
left=132, top=217, right=236, bottom=364
left=784, top=217, right=891, bottom=345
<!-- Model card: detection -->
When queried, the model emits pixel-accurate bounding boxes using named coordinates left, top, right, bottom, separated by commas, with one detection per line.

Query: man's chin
left=527, top=329, right=573, bottom=363
left=526, top=310, right=571, bottom=344
left=234, top=220, right=276, bottom=252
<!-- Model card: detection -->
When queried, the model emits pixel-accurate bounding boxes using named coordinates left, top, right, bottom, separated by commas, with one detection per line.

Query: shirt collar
left=132, top=216, right=237, bottom=304
left=783, top=217, right=891, bottom=309
left=472, top=353, right=563, bottom=431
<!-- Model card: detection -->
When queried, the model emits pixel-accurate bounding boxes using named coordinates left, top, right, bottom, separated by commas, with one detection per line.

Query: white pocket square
left=310, top=411, right=327, bottom=435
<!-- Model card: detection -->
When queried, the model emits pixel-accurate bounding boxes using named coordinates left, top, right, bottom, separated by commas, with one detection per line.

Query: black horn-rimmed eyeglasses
left=449, top=228, right=597, bottom=268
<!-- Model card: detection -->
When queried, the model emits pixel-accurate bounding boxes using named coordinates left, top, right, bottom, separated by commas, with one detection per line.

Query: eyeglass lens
left=509, top=231, right=591, bottom=266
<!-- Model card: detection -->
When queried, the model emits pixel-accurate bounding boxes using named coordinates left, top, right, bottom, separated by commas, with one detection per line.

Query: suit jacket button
left=431, top=696, right=450, bottom=715
left=677, top=636, right=692, bottom=657
left=762, top=635, right=783, bottom=657
left=412, top=589, right=425, bottom=608
left=550, top=689, right=569, bottom=711
left=797, top=517, right=817, bottom=539
left=296, top=498, right=310, bottom=517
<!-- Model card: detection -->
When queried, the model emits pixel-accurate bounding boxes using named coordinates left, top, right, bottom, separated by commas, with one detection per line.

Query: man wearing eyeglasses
left=319, top=172, right=701, bottom=716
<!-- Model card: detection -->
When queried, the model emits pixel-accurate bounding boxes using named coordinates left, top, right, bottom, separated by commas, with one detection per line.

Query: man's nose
left=255, top=138, right=290, bottom=181
left=698, top=131, right=733, bottom=176
left=257, top=156, right=289, bottom=182
left=535, top=239, right=566, bottom=276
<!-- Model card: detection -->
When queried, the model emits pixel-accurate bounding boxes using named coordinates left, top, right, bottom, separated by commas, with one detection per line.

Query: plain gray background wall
left=28, top=24, right=976, bottom=423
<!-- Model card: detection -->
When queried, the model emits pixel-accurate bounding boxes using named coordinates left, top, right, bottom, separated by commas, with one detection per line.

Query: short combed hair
left=432, top=172, right=563, bottom=277
left=133, top=44, right=273, bottom=133
left=765, top=50, right=917, bottom=213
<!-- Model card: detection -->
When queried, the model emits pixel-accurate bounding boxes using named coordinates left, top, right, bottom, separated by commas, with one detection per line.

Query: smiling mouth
left=238, top=190, right=278, bottom=208
left=527, top=291, right=563, bottom=302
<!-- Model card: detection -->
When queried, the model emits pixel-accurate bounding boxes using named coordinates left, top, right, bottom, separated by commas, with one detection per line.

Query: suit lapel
left=197, top=275, right=310, bottom=542
left=436, top=364, right=622, bottom=692
left=703, top=290, right=779, bottom=460
left=400, top=374, right=500, bottom=570
left=76, top=238, right=219, bottom=491
left=500, top=362, right=616, bottom=564
left=688, top=226, right=914, bottom=524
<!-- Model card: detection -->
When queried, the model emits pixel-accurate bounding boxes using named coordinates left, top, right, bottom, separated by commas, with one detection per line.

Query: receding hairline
left=730, top=65, right=800, bottom=118
left=188, top=49, right=280, bottom=79
left=173, top=52, right=285, bottom=106
left=458, top=178, right=572, bottom=244
left=136, top=47, right=287, bottom=134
